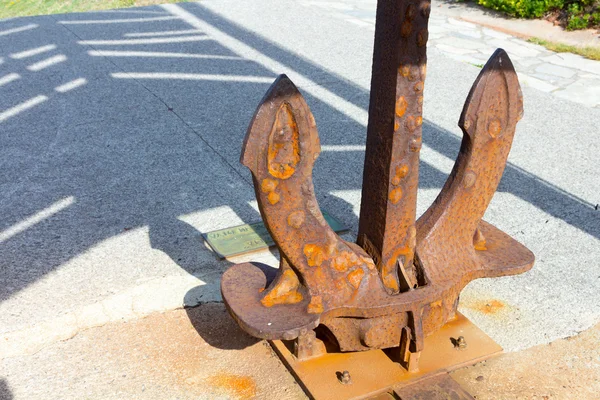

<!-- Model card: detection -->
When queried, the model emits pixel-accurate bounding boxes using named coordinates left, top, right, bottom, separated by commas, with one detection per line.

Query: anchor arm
left=222, top=75, right=382, bottom=340
left=416, top=49, right=533, bottom=284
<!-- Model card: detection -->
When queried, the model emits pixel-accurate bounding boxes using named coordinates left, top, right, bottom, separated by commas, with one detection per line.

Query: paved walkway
left=3, top=304, right=598, bottom=399
left=300, top=0, right=600, bottom=108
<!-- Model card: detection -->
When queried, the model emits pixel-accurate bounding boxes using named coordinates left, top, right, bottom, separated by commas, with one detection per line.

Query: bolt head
left=339, top=370, right=352, bottom=384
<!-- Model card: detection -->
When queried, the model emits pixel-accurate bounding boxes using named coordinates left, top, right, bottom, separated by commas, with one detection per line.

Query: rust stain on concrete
left=460, top=297, right=516, bottom=322
left=469, top=299, right=506, bottom=315
left=61, top=303, right=304, bottom=398
left=207, top=373, right=257, bottom=399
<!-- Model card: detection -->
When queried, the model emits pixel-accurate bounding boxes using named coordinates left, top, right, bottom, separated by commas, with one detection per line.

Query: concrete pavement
left=1, top=1, right=599, bottom=398
left=301, top=0, right=600, bottom=107
left=2, top=303, right=598, bottom=399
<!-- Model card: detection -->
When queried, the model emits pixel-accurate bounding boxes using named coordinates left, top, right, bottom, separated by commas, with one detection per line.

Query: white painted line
left=78, top=36, right=209, bottom=46
left=321, top=145, right=366, bottom=152
left=55, top=78, right=87, bottom=93
left=0, top=197, right=75, bottom=243
left=124, top=29, right=203, bottom=37
left=111, top=72, right=274, bottom=83
left=10, top=44, right=57, bottom=59
left=161, top=4, right=368, bottom=126
left=0, top=95, right=48, bottom=123
left=58, top=16, right=179, bottom=24
left=26, top=54, right=67, bottom=71
left=88, top=50, right=242, bottom=60
left=0, top=24, right=38, bottom=37
left=0, top=73, right=20, bottom=87
left=95, top=9, right=169, bottom=15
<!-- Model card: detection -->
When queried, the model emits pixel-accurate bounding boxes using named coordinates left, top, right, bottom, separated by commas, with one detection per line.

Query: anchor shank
left=358, top=0, right=431, bottom=293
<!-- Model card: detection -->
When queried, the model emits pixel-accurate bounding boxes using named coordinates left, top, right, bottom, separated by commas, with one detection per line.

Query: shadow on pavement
left=184, top=301, right=261, bottom=350
left=0, top=379, right=13, bottom=400
left=183, top=261, right=277, bottom=350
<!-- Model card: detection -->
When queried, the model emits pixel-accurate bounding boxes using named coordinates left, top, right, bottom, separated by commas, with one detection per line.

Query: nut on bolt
left=457, top=336, right=467, bottom=349
left=339, top=370, right=352, bottom=384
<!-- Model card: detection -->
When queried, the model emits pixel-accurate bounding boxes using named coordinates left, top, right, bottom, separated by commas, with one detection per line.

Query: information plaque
left=203, top=211, right=348, bottom=258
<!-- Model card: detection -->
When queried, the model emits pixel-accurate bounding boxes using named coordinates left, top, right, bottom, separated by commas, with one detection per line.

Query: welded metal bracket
left=221, top=0, right=534, bottom=397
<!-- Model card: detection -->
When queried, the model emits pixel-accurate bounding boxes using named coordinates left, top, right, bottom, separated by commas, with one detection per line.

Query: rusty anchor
left=221, top=0, right=534, bottom=395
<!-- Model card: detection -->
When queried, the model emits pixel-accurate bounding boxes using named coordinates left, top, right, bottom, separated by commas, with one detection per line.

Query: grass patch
left=0, top=0, right=190, bottom=19
left=528, top=37, right=600, bottom=61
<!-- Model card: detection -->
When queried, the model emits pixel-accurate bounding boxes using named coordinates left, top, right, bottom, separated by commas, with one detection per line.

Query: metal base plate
left=270, top=312, right=501, bottom=400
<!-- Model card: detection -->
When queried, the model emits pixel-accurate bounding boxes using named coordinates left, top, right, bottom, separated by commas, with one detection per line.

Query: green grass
left=0, top=0, right=190, bottom=19
left=528, top=37, right=600, bottom=61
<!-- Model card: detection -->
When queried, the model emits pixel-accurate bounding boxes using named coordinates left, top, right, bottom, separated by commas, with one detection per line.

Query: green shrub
left=567, top=14, right=589, bottom=29
left=476, top=0, right=600, bottom=30
left=477, top=0, right=564, bottom=18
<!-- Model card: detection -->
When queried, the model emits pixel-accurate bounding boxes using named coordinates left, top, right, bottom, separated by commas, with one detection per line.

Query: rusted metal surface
left=393, top=374, right=474, bottom=400
left=220, top=0, right=534, bottom=394
left=221, top=53, right=532, bottom=352
left=269, top=312, right=500, bottom=400
left=357, top=0, right=431, bottom=295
